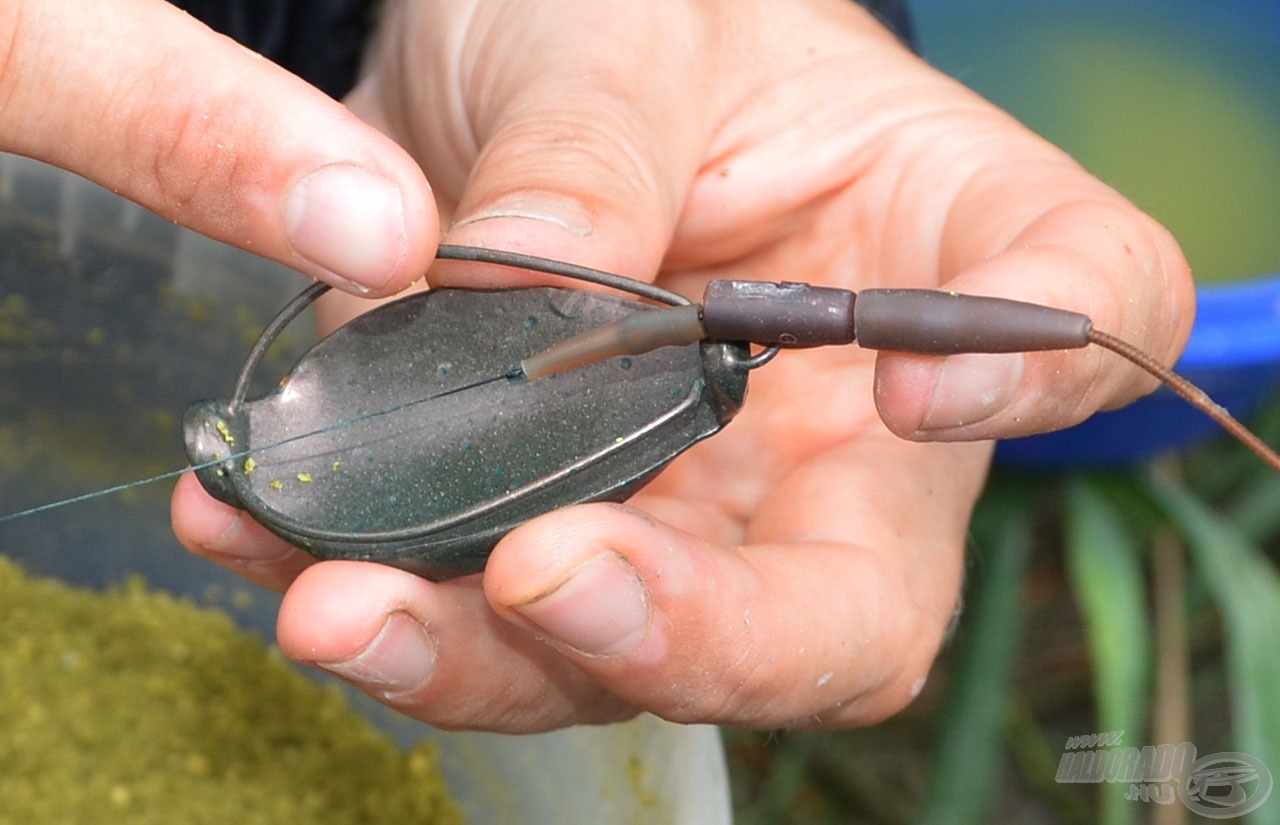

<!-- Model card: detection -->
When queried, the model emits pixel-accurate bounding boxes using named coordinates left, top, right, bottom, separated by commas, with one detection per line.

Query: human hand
left=0, top=0, right=437, bottom=297
left=172, top=0, right=1193, bottom=732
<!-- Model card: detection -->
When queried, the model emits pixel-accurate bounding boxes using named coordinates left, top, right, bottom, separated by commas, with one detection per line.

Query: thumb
left=1, top=0, right=436, bottom=296
left=432, top=5, right=716, bottom=286
left=483, top=501, right=959, bottom=728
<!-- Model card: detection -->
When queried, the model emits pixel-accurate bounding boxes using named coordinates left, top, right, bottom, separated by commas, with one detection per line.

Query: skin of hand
left=10, top=0, right=1191, bottom=731
left=0, top=0, right=437, bottom=297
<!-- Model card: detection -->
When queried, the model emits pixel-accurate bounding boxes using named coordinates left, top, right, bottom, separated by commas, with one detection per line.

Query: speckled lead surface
left=188, top=287, right=749, bottom=579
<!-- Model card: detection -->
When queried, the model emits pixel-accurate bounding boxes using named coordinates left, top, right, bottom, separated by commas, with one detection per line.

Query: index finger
left=1, top=0, right=436, bottom=296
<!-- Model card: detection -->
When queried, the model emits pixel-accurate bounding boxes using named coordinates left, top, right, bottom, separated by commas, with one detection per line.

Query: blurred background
left=728, top=2, right=1280, bottom=823
left=4, top=1, right=1280, bottom=823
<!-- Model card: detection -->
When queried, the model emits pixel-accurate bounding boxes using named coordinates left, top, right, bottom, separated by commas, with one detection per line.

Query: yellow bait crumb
left=331, top=460, right=342, bottom=472
left=243, top=457, right=256, bottom=475
left=109, top=784, right=133, bottom=809
left=269, top=480, right=283, bottom=491
left=296, top=473, right=313, bottom=484
left=184, top=752, right=212, bottom=777
left=215, top=420, right=235, bottom=446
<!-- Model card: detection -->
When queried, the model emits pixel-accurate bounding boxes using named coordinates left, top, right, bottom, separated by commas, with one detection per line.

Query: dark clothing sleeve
left=865, top=0, right=915, bottom=50
left=168, top=0, right=373, bottom=98
left=169, top=0, right=913, bottom=100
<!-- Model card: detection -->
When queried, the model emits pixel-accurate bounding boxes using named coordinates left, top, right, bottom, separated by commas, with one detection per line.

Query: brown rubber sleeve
left=701, top=280, right=856, bottom=347
left=520, top=304, right=707, bottom=379
left=852, top=289, right=1093, bottom=354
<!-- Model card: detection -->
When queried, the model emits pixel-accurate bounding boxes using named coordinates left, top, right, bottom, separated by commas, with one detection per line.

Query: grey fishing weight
left=5, top=245, right=1276, bottom=580
left=183, top=250, right=753, bottom=581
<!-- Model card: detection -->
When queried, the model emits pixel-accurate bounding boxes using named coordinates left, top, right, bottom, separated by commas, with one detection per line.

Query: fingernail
left=284, top=163, right=407, bottom=291
left=317, top=611, right=436, bottom=698
left=917, top=352, right=1023, bottom=433
left=513, top=551, right=648, bottom=656
left=450, top=193, right=594, bottom=238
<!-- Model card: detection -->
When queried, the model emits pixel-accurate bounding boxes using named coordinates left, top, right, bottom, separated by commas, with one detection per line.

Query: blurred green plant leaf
left=1225, top=473, right=1280, bottom=546
left=916, top=508, right=1034, bottom=825
left=1145, top=469, right=1280, bottom=825
left=1064, top=477, right=1151, bottom=825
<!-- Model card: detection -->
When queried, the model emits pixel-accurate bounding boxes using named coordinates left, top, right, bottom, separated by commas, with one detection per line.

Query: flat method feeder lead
left=2, top=246, right=1271, bottom=577
left=177, top=245, right=1280, bottom=580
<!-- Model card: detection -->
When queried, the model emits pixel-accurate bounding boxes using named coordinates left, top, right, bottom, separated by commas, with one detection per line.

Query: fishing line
left=7, top=243, right=1279, bottom=534
left=1086, top=328, right=1280, bottom=472
left=0, top=370, right=518, bottom=525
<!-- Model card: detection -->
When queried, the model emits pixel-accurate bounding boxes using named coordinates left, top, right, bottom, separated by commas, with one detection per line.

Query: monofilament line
left=1087, top=328, right=1280, bottom=472
left=0, top=370, right=518, bottom=525
left=0, top=464, right=200, bottom=524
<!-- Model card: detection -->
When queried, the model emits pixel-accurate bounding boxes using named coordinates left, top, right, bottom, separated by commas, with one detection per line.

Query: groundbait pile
left=0, top=556, right=463, bottom=825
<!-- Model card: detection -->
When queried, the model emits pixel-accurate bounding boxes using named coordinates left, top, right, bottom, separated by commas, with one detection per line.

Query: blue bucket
left=996, top=273, right=1280, bottom=467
